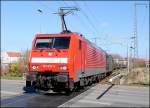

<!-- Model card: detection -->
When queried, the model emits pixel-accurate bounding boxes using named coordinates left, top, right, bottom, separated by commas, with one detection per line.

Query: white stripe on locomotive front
left=31, top=57, right=68, bottom=63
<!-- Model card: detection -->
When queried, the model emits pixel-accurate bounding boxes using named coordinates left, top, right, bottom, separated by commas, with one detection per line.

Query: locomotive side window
left=35, top=37, right=70, bottom=49
left=79, top=40, right=82, bottom=50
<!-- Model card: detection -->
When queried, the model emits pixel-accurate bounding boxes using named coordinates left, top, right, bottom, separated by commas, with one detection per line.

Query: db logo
left=48, top=52, right=52, bottom=56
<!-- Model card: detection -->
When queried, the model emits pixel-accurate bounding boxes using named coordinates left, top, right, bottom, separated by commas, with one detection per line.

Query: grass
left=1, top=75, right=23, bottom=80
left=120, top=67, right=149, bottom=86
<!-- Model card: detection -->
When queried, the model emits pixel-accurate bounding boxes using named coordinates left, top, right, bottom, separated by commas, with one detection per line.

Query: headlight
left=59, top=66, right=67, bottom=70
left=32, top=65, right=38, bottom=70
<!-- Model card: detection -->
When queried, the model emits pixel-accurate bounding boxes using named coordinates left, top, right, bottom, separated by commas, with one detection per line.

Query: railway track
left=1, top=69, right=124, bottom=107
left=99, top=71, right=120, bottom=84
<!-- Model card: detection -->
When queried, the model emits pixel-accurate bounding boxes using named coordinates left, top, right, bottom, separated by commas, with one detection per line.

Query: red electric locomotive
left=23, top=7, right=112, bottom=93
left=24, top=33, right=107, bottom=93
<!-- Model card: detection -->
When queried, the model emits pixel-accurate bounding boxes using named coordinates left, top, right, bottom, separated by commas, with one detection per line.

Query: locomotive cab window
left=53, top=37, right=70, bottom=49
left=35, top=38, right=53, bottom=49
left=34, top=37, right=70, bottom=49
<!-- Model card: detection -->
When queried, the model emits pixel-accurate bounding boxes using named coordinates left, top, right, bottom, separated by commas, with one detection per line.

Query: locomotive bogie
left=25, top=72, right=75, bottom=92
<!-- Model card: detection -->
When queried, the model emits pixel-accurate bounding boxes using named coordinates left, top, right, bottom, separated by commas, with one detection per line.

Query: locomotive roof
left=35, top=33, right=108, bottom=55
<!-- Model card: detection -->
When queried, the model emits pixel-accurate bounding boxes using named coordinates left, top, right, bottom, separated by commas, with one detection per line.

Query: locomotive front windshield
left=34, top=37, right=70, bottom=49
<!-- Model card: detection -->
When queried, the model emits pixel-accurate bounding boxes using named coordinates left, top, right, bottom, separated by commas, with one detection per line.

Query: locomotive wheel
left=53, top=89, right=61, bottom=93
left=23, top=81, right=36, bottom=93
left=26, top=81, right=31, bottom=87
left=96, top=77, right=99, bottom=83
left=65, top=88, right=71, bottom=95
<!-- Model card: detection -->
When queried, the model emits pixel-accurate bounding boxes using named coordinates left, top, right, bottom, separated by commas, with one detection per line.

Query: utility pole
left=92, top=37, right=97, bottom=45
left=111, top=41, right=129, bottom=73
left=131, top=3, right=147, bottom=68
left=53, top=7, right=79, bottom=33
left=127, top=43, right=130, bottom=74
left=93, top=37, right=97, bottom=45
left=134, top=3, right=138, bottom=59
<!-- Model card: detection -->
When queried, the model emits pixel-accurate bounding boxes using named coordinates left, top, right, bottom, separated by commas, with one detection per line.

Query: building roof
left=7, top=52, right=21, bottom=57
left=145, top=60, right=150, bottom=64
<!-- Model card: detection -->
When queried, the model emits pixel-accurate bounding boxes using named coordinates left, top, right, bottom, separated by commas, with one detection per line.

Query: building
left=1, top=51, right=21, bottom=64
left=1, top=51, right=21, bottom=75
left=145, top=60, right=150, bottom=68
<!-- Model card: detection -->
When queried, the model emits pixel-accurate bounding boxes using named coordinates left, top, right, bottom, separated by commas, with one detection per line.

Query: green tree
left=9, top=63, right=18, bottom=77
left=8, top=49, right=30, bottom=77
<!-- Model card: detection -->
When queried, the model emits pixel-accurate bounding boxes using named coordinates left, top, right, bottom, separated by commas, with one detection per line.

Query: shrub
left=135, top=60, right=145, bottom=67
left=9, top=63, right=19, bottom=77
left=1, top=65, right=9, bottom=76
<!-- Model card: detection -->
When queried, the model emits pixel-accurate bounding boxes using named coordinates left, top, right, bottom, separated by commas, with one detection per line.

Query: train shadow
left=2, top=83, right=97, bottom=107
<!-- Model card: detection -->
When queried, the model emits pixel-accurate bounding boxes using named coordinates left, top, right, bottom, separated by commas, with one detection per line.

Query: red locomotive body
left=25, top=33, right=107, bottom=93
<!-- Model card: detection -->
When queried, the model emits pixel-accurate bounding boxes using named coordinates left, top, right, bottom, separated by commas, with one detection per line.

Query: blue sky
left=1, top=1, right=149, bottom=59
